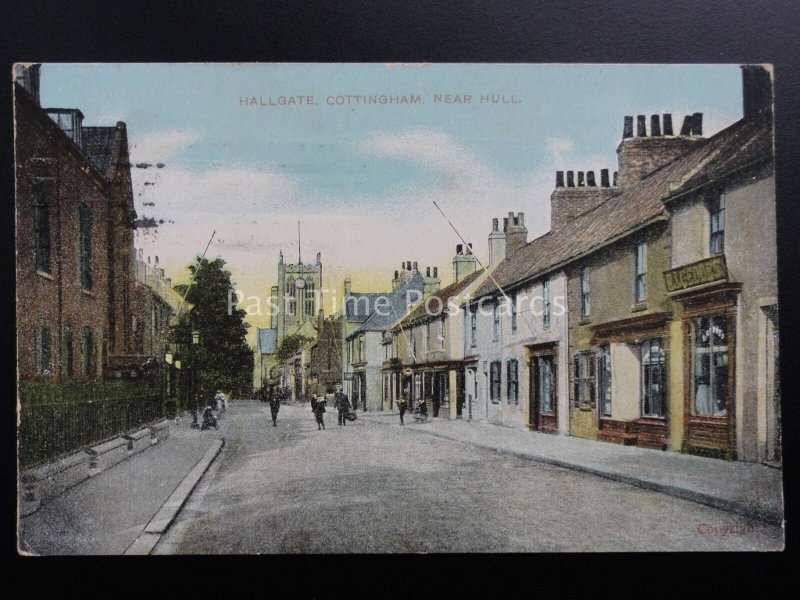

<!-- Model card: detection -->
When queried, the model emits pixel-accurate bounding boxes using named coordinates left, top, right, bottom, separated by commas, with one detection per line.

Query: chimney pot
left=600, top=169, right=609, bottom=187
left=577, top=171, right=585, bottom=187
left=556, top=171, right=564, bottom=188
left=413, top=261, right=418, bottom=271
left=623, top=115, right=633, bottom=138
left=680, top=115, right=692, bottom=136
left=515, top=215, right=523, bottom=227
left=433, top=267, right=438, bottom=278
left=407, top=259, right=412, bottom=270
left=586, top=171, right=596, bottom=186
left=613, top=171, right=618, bottom=187
left=456, top=243, right=463, bottom=255
left=650, top=114, right=661, bottom=136
left=692, top=112, right=703, bottom=136
left=394, top=270, right=399, bottom=279
left=492, top=217, right=499, bottom=232
left=426, top=266, right=431, bottom=277
left=663, top=113, right=673, bottom=135
left=637, top=115, right=647, bottom=137
left=566, top=171, right=575, bottom=187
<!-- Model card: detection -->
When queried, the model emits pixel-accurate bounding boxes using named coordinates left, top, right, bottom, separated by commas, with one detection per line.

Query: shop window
left=506, top=359, right=518, bottom=404
left=635, top=242, right=647, bottom=302
left=709, top=194, right=725, bottom=255
left=596, top=345, right=612, bottom=416
left=640, top=338, right=667, bottom=417
left=692, top=315, right=729, bottom=417
left=490, top=360, right=501, bottom=403
left=573, top=352, right=595, bottom=407
left=33, top=181, right=52, bottom=274
left=79, top=204, right=93, bottom=289
left=580, top=268, right=590, bottom=318
left=37, top=325, right=52, bottom=377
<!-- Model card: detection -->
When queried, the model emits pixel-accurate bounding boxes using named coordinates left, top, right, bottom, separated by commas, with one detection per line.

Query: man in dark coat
left=269, top=393, right=280, bottom=427
left=334, top=387, right=351, bottom=426
left=314, top=395, right=327, bottom=430
left=397, top=397, right=408, bottom=425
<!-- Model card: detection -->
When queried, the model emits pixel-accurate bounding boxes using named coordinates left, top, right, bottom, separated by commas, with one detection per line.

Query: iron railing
left=18, top=393, right=163, bottom=469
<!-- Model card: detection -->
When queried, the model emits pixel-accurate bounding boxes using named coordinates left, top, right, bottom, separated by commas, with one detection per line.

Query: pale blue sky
left=38, top=63, right=744, bottom=332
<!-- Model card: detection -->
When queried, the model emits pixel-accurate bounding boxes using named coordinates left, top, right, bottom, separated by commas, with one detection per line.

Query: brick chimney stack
left=424, top=265, right=441, bottom=294
left=14, top=64, right=41, bottom=104
left=616, top=112, right=704, bottom=187
left=453, top=243, right=477, bottom=283
left=504, top=212, right=528, bottom=257
left=488, top=218, right=507, bottom=267
left=741, top=65, right=773, bottom=120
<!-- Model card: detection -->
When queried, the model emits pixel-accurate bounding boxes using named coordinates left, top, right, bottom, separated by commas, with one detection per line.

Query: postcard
left=15, top=63, right=783, bottom=553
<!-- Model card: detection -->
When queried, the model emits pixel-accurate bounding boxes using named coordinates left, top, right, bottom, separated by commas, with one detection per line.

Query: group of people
left=260, top=385, right=352, bottom=431
left=310, top=387, right=352, bottom=430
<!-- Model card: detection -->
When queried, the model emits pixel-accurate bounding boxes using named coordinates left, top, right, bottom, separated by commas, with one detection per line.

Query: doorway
left=529, top=352, right=557, bottom=433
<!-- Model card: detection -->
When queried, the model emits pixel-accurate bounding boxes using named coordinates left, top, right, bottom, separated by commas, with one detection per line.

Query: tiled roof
left=399, top=268, right=486, bottom=327
left=81, top=126, right=119, bottom=179
left=473, top=116, right=772, bottom=299
left=663, top=116, right=772, bottom=202
left=344, top=292, right=386, bottom=321
left=347, top=272, right=425, bottom=338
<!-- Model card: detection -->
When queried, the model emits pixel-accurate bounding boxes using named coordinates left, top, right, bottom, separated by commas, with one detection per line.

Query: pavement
left=359, top=410, right=784, bottom=525
left=18, top=410, right=225, bottom=556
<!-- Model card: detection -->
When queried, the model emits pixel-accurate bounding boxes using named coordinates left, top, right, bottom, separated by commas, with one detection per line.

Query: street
left=153, top=400, right=783, bottom=553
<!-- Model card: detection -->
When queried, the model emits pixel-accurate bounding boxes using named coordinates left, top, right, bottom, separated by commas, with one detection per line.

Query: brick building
left=15, top=64, right=142, bottom=387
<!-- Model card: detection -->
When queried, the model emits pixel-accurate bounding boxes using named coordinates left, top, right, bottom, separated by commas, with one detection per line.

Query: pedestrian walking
left=397, top=397, right=407, bottom=425
left=334, top=386, right=351, bottom=426
left=314, top=395, right=327, bottom=430
left=269, top=393, right=280, bottom=427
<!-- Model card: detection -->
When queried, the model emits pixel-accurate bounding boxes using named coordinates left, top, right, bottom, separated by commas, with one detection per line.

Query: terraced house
left=383, top=245, right=487, bottom=419
left=343, top=263, right=437, bottom=411
left=462, top=65, right=777, bottom=464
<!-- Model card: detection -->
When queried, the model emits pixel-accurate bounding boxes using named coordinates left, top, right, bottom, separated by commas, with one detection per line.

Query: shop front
left=671, top=281, right=741, bottom=460
left=589, top=312, right=671, bottom=449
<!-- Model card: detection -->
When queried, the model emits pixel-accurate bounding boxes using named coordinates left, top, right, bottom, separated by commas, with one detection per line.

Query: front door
left=529, top=354, right=557, bottom=433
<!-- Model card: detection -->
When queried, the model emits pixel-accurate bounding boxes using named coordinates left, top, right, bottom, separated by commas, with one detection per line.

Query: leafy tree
left=276, top=333, right=310, bottom=362
left=173, top=257, right=253, bottom=399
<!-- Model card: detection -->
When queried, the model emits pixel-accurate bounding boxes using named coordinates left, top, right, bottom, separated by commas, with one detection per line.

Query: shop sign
left=664, top=255, right=727, bottom=293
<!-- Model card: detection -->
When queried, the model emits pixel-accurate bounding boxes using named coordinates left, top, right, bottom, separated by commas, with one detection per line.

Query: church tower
left=272, top=245, right=323, bottom=342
